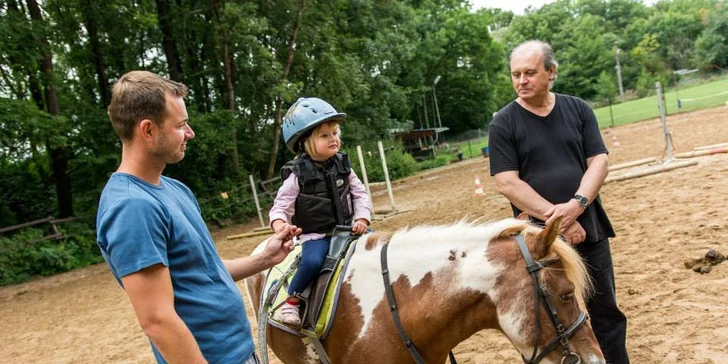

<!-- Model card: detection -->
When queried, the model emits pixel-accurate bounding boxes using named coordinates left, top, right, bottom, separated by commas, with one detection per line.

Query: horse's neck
left=346, top=227, right=504, bottom=341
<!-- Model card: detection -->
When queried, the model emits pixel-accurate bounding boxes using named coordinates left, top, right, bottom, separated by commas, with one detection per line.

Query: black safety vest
left=281, top=152, right=353, bottom=234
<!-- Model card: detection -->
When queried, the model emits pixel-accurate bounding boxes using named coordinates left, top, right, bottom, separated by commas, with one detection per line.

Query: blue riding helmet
left=282, top=97, right=347, bottom=152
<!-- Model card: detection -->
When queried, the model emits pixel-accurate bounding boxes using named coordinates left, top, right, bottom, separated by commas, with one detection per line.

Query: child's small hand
left=272, top=220, right=290, bottom=234
left=352, top=219, right=368, bottom=235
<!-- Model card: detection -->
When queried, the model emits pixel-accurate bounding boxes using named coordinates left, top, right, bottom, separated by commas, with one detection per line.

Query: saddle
left=261, top=226, right=359, bottom=339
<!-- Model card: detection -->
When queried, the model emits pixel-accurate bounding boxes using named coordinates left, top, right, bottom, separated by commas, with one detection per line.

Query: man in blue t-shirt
left=488, top=41, right=629, bottom=363
left=97, top=71, right=301, bottom=364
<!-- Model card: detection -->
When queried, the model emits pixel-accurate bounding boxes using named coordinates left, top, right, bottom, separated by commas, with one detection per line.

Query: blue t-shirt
left=96, top=173, right=254, bottom=363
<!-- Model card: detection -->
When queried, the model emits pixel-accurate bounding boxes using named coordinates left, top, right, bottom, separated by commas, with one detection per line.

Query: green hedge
left=347, top=143, right=419, bottom=183
left=417, top=155, right=451, bottom=170
left=0, top=222, right=101, bottom=286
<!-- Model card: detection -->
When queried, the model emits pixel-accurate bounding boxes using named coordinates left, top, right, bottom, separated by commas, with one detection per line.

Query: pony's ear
left=516, top=212, right=530, bottom=220
left=533, top=216, right=562, bottom=259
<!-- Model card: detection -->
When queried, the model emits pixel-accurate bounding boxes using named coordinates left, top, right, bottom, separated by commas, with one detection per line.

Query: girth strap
left=380, top=242, right=458, bottom=364
left=310, top=338, right=332, bottom=364
left=258, top=254, right=300, bottom=364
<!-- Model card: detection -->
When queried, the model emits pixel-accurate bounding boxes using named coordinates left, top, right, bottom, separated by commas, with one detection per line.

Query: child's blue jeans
left=287, top=237, right=331, bottom=295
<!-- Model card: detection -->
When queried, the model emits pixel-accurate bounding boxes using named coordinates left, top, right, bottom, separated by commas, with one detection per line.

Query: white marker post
left=356, top=145, right=374, bottom=212
left=249, top=174, right=266, bottom=228
left=656, top=82, right=675, bottom=162
left=377, top=141, right=397, bottom=211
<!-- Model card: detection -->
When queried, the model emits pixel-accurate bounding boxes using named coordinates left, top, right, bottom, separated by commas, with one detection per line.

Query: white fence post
left=377, top=141, right=397, bottom=211
left=249, top=174, right=266, bottom=228
left=356, top=145, right=374, bottom=212
left=655, top=81, right=675, bottom=161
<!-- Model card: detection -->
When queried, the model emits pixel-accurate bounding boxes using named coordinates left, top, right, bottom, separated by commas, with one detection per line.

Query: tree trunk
left=7, top=0, right=43, bottom=108
left=26, top=0, right=74, bottom=218
left=81, top=0, right=111, bottom=107
left=224, top=43, right=241, bottom=179
left=212, top=0, right=241, bottom=180
left=199, top=19, right=213, bottom=113
left=266, top=0, right=306, bottom=179
left=155, top=0, right=183, bottom=81
left=27, top=72, right=44, bottom=110
left=182, top=21, right=207, bottom=113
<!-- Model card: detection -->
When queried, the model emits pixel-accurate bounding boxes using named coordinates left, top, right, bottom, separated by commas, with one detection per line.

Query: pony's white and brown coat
left=246, top=218, right=605, bottom=364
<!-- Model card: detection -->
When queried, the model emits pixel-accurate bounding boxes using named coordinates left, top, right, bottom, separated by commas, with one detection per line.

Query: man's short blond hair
left=107, top=71, right=188, bottom=141
left=303, top=121, right=341, bottom=160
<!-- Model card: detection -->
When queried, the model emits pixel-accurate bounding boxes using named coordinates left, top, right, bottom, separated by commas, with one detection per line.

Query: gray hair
left=510, top=40, right=559, bottom=72
left=510, top=40, right=559, bottom=88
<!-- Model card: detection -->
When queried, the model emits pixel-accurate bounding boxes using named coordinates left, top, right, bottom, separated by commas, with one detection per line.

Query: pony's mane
left=501, top=223, right=592, bottom=303
left=390, top=218, right=530, bottom=248
left=545, top=235, right=593, bottom=303
left=392, top=219, right=592, bottom=302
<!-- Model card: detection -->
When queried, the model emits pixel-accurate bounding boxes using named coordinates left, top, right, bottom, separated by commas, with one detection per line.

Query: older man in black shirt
left=488, top=40, right=629, bottom=364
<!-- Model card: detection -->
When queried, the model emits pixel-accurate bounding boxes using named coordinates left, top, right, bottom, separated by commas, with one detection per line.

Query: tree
left=155, top=0, right=183, bottom=81
left=26, top=0, right=74, bottom=218
left=596, top=71, right=618, bottom=126
left=265, top=0, right=305, bottom=179
left=693, top=3, right=728, bottom=69
left=80, top=0, right=110, bottom=107
left=212, top=0, right=241, bottom=180
left=556, top=14, right=617, bottom=100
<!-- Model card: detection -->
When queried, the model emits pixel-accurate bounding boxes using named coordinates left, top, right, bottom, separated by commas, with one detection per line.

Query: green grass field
left=594, top=76, right=728, bottom=128
left=452, top=138, right=489, bottom=159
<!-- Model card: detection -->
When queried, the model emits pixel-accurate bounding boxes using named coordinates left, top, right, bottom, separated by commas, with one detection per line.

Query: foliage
left=502, top=0, right=726, bottom=101
left=417, top=154, right=451, bottom=170
left=596, top=71, right=618, bottom=102
left=693, top=3, right=728, bottom=69
left=0, top=222, right=100, bottom=286
left=347, top=143, right=419, bottom=183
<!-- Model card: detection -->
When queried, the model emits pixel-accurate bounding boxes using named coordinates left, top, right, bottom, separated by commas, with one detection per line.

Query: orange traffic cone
left=612, top=135, right=621, bottom=147
left=474, top=174, right=485, bottom=197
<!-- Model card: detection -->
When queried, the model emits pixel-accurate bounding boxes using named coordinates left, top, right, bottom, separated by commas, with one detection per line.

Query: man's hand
left=545, top=199, right=584, bottom=231
left=561, top=221, right=586, bottom=245
left=352, top=219, right=368, bottom=235
left=262, top=224, right=301, bottom=265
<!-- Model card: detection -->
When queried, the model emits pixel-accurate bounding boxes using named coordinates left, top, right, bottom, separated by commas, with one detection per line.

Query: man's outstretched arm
left=223, top=224, right=301, bottom=282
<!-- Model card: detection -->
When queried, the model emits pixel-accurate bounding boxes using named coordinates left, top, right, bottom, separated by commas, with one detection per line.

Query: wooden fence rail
left=0, top=216, right=78, bottom=245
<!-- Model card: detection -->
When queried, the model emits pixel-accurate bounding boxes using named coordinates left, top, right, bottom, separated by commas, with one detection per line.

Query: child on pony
left=270, top=97, right=372, bottom=327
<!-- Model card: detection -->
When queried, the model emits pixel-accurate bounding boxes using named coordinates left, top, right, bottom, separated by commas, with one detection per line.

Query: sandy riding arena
left=2, top=106, right=728, bottom=363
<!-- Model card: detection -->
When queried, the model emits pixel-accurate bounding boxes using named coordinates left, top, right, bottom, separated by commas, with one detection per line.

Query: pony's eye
left=559, top=293, right=574, bottom=302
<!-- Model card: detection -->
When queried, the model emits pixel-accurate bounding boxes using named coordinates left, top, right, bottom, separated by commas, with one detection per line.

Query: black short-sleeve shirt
left=488, top=93, right=615, bottom=243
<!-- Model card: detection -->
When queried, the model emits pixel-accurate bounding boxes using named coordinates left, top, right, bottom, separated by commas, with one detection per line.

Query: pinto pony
left=245, top=218, right=605, bottom=364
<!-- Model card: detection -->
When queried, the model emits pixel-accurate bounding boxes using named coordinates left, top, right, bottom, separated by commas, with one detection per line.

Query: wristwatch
left=572, top=194, right=589, bottom=209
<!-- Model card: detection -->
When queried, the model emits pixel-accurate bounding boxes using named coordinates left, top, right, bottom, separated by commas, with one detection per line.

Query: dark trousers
left=575, top=238, right=630, bottom=364
left=287, top=237, right=330, bottom=295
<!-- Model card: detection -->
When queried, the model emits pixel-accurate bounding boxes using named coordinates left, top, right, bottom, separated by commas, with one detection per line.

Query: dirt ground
left=2, top=105, right=728, bottom=363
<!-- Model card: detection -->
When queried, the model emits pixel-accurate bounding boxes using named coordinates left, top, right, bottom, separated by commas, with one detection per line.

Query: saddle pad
left=260, top=237, right=359, bottom=339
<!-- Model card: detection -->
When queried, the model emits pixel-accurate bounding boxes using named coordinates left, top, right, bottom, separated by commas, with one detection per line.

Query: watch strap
left=573, top=194, right=589, bottom=208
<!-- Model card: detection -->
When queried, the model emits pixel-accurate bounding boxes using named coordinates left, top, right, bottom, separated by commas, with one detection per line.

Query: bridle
left=515, top=234, right=587, bottom=364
